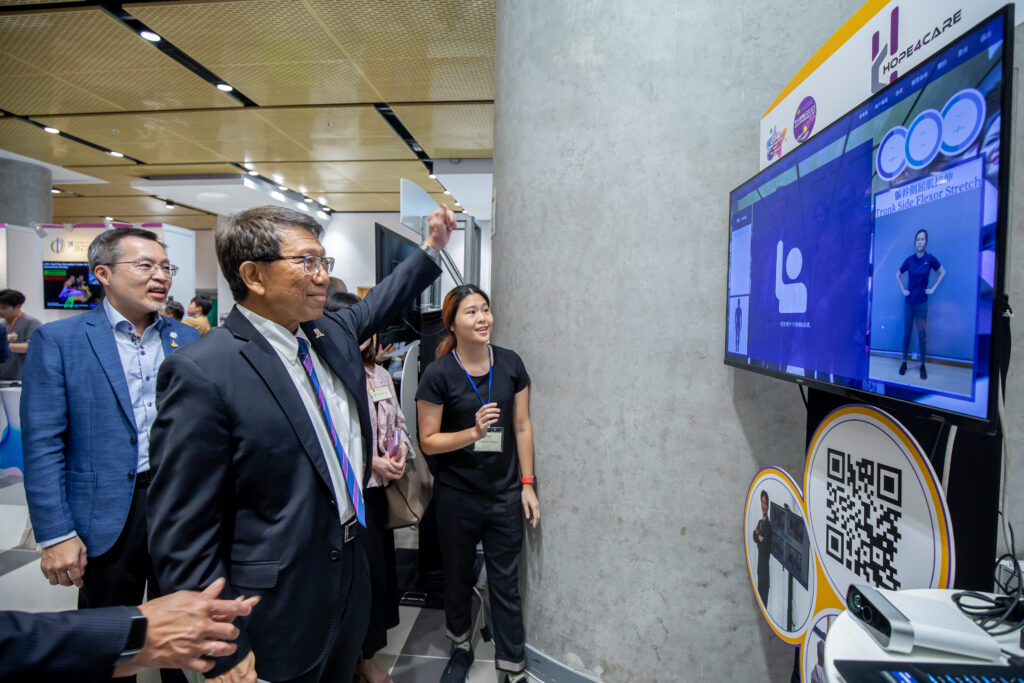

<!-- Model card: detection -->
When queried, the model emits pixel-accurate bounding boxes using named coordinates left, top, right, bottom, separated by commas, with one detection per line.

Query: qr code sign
left=824, top=447, right=903, bottom=590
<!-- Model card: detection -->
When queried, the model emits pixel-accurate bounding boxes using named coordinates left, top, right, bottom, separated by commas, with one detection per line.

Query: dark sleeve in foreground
left=0, top=606, right=134, bottom=682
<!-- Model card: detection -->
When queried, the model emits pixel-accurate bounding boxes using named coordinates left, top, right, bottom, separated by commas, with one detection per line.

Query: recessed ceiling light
left=318, top=196, right=327, bottom=204
left=51, top=188, right=60, bottom=194
left=428, top=173, right=437, bottom=179
left=278, top=185, right=287, bottom=191
left=104, top=216, right=113, bottom=221
left=216, top=83, right=234, bottom=92
left=443, top=190, right=451, bottom=196
left=43, top=126, right=60, bottom=135
left=270, top=191, right=285, bottom=201
left=454, top=201, right=461, bottom=206
left=316, top=211, right=328, bottom=220
left=244, top=162, right=254, bottom=170
left=140, top=30, right=161, bottom=42
left=109, top=150, right=124, bottom=158
left=165, top=200, right=175, bottom=209
left=296, top=202, right=309, bottom=212
left=248, top=169, right=258, bottom=176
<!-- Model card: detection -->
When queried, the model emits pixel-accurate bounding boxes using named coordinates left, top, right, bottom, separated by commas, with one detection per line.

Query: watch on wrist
left=420, top=243, right=439, bottom=260
left=115, top=611, right=148, bottom=665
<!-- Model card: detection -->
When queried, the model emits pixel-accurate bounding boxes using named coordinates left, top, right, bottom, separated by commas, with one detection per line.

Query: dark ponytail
left=437, top=284, right=490, bottom=358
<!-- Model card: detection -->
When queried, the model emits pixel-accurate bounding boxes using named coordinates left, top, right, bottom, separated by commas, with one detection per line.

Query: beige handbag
left=384, top=448, right=433, bottom=529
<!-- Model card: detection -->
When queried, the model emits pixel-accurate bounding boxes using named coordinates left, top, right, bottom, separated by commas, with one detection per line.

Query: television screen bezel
left=724, top=5, right=1014, bottom=434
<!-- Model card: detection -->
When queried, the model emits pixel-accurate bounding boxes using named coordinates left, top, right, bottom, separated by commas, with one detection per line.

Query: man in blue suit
left=21, top=227, right=199, bottom=626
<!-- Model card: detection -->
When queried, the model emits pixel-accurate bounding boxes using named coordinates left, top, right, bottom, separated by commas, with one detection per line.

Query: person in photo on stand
left=896, top=228, right=945, bottom=380
left=416, top=284, right=539, bottom=683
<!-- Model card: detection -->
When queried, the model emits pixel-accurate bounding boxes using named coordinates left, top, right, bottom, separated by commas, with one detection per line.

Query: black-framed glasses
left=106, top=260, right=179, bottom=276
left=255, top=254, right=335, bottom=274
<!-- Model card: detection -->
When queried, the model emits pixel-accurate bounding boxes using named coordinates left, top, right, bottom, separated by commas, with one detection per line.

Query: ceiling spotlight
left=248, top=169, right=258, bottom=176
left=428, top=173, right=437, bottom=179
left=216, top=83, right=234, bottom=92
left=318, top=196, right=327, bottom=204
left=109, top=150, right=124, bottom=158
left=104, top=216, right=113, bottom=221
left=243, top=162, right=254, bottom=170
left=278, top=185, right=287, bottom=191
left=454, top=201, right=462, bottom=207
left=316, top=211, right=328, bottom=220
left=140, top=30, right=161, bottom=42
left=165, top=200, right=175, bottom=209
left=43, top=126, right=60, bottom=135
left=299, top=186, right=307, bottom=194
left=443, top=190, right=451, bottom=196
left=270, top=191, right=285, bottom=201
left=51, top=188, right=60, bottom=194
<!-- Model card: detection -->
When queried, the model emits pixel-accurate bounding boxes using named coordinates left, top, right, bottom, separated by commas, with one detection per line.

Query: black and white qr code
left=824, top=447, right=903, bottom=590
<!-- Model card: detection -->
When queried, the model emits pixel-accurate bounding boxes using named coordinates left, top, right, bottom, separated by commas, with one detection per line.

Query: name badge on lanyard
left=369, top=385, right=393, bottom=402
left=453, top=347, right=502, bottom=454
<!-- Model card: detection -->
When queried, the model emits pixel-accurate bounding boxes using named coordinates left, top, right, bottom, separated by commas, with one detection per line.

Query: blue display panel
left=725, top=8, right=1012, bottom=427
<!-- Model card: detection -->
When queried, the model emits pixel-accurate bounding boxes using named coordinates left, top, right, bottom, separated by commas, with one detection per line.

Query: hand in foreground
left=372, top=453, right=406, bottom=482
left=206, top=650, right=257, bottom=683
left=115, top=578, right=259, bottom=678
left=522, top=485, right=540, bottom=528
left=40, top=536, right=87, bottom=587
left=473, top=403, right=500, bottom=440
left=425, top=204, right=457, bottom=251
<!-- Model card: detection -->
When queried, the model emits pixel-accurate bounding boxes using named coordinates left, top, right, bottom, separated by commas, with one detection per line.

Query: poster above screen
left=760, top=0, right=1019, bottom=168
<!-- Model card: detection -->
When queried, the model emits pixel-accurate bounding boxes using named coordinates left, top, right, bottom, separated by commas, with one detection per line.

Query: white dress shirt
left=238, top=306, right=364, bottom=524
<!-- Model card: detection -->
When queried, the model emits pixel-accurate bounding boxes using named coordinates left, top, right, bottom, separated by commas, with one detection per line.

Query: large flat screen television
left=725, top=6, right=1013, bottom=431
left=43, top=261, right=101, bottom=310
left=375, top=223, right=423, bottom=346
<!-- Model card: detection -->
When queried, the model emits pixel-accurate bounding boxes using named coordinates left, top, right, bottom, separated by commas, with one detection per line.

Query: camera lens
left=861, top=605, right=874, bottom=623
left=850, top=593, right=862, bottom=611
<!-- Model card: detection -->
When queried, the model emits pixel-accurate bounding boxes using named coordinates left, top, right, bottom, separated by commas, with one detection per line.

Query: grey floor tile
left=401, top=607, right=452, bottom=658
left=389, top=654, right=448, bottom=682
left=0, top=549, right=40, bottom=577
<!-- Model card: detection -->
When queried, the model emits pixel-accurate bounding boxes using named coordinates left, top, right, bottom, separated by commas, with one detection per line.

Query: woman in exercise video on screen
left=896, top=228, right=946, bottom=380
left=416, top=284, right=538, bottom=683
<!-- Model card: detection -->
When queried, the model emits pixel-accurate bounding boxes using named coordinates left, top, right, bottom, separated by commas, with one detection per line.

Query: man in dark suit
left=148, top=204, right=454, bottom=683
left=0, top=577, right=258, bottom=683
left=21, top=228, right=199, bottom=620
left=753, top=490, right=772, bottom=606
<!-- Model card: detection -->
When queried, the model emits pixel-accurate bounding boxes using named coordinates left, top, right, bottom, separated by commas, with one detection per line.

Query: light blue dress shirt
left=103, top=298, right=165, bottom=473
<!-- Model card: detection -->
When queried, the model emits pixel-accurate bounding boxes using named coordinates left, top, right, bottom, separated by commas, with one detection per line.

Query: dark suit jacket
left=0, top=605, right=136, bottom=682
left=21, top=307, right=199, bottom=555
left=148, top=249, right=440, bottom=680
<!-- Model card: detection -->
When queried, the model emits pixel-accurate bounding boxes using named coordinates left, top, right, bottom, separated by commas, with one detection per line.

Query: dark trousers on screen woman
left=902, top=302, right=927, bottom=363
left=436, top=483, right=526, bottom=673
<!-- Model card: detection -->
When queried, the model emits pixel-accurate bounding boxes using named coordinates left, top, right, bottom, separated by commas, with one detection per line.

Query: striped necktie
left=296, top=337, right=365, bottom=526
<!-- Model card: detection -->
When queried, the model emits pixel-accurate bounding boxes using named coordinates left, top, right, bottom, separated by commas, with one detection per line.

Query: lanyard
left=8, top=312, right=21, bottom=331
left=452, top=346, right=492, bottom=406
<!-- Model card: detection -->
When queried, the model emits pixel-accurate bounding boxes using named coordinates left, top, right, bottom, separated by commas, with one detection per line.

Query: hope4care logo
left=870, top=6, right=964, bottom=93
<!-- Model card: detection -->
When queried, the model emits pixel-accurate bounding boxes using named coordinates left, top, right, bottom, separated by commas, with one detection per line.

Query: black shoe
left=440, top=647, right=473, bottom=682
left=898, top=361, right=907, bottom=375
left=919, top=364, right=927, bottom=380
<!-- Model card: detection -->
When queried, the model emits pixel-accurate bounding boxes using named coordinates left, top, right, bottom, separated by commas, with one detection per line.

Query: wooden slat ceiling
left=0, top=0, right=495, bottom=228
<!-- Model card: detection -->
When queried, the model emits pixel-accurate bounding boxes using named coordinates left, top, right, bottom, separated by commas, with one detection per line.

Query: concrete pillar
left=492, top=2, right=862, bottom=680
left=0, top=158, right=52, bottom=226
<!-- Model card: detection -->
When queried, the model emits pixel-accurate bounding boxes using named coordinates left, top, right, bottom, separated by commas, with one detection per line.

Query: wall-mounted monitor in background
left=375, top=223, right=422, bottom=346
left=725, top=6, right=1013, bottom=431
left=43, top=262, right=102, bottom=310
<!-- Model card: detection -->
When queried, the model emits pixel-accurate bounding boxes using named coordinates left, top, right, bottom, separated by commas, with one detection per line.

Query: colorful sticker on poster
left=766, top=125, right=788, bottom=162
left=794, top=96, right=817, bottom=143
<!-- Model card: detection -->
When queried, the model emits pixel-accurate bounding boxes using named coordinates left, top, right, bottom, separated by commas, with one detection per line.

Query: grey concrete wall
left=0, top=158, right=51, bottom=226
left=492, top=2, right=1022, bottom=682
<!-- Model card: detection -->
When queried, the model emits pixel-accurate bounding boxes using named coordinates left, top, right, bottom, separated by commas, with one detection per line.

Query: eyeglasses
left=255, top=254, right=335, bottom=274
left=106, top=261, right=179, bottom=276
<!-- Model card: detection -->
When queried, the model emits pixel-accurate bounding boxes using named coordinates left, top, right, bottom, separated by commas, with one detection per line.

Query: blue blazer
left=21, top=306, right=199, bottom=556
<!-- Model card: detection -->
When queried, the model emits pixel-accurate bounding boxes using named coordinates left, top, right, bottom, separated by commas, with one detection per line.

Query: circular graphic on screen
left=801, top=609, right=842, bottom=683
left=905, top=109, right=943, bottom=168
left=803, top=405, right=955, bottom=606
left=744, top=468, right=817, bottom=645
left=940, top=88, right=986, bottom=156
left=875, top=126, right=907, bottom=181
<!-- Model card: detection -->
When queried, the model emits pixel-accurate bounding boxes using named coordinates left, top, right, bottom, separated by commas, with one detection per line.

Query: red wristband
left=521, top=476, right=535, bottom=485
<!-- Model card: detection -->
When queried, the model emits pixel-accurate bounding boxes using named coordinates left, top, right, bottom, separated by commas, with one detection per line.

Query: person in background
left=328, top=276, right=348, bottom=295
left=163, top=300, right=184, bottom=321
left=0, top=289, right=41, bottom=382
left=325, top=290, right=407, bottom=683
left=416, top=284, right=539, bottom=683
left=184, top=295, right=212, bottom=336
left=20, top=227, right=200, bottom=683
left=0, top=578, right=259, bottom=683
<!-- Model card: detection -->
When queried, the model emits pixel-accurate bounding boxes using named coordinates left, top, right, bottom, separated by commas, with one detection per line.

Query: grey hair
left=215, top=205, right=324, bottom=302
left=87, top=227, right=164, bottom=273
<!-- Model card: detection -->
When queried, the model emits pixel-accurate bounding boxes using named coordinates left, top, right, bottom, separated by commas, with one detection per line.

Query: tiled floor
left=0, top=474, right=532, bottom=682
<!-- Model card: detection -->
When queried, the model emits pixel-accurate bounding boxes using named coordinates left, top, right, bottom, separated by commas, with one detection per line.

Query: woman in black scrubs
left=416, top=284, right=539, bottom=683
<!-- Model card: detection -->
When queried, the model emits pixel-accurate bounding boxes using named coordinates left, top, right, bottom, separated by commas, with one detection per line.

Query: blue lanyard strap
left=452, top=347, right=492, bottom=406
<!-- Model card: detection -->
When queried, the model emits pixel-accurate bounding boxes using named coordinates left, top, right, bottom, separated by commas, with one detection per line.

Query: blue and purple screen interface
left=726, top=14, right=1006, bottom=420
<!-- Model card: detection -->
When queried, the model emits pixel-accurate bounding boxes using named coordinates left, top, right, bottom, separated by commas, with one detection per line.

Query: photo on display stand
left=744, top=476, right=814, bottom=635
left=802, top=612, right=839, bottom=683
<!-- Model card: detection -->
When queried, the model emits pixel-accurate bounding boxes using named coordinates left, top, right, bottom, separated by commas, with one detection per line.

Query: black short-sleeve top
left=415, top=345, right=530, bottom=493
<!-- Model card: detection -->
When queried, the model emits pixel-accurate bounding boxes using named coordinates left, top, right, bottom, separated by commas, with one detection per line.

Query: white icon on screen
left=775, top=241, right=807, bottom=314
